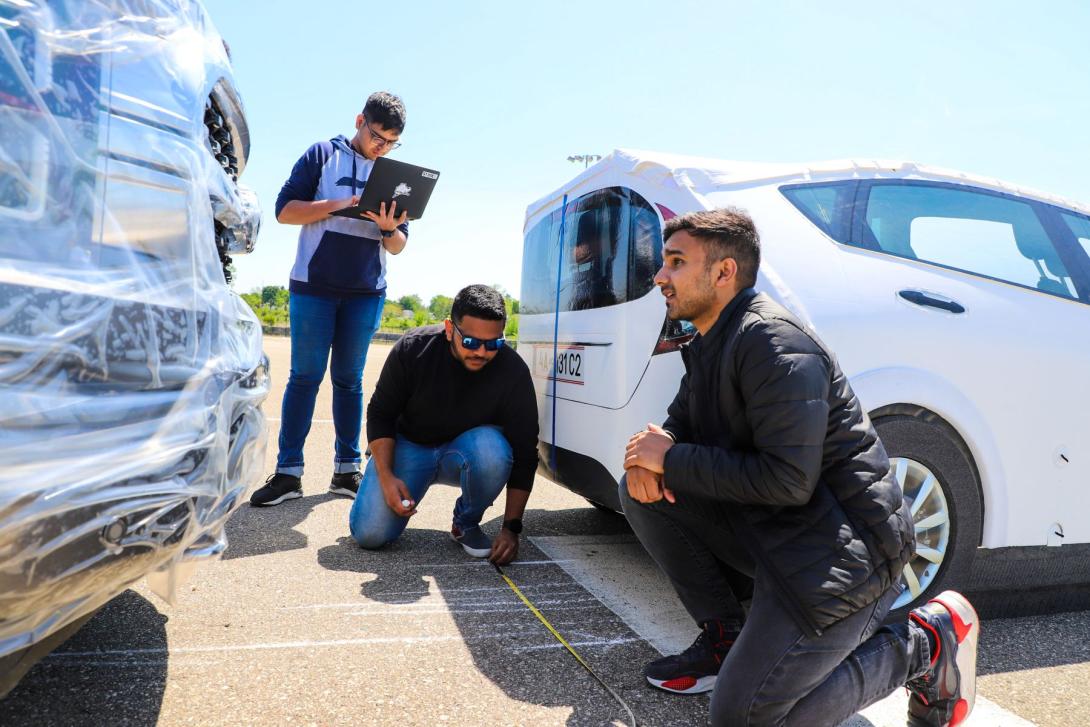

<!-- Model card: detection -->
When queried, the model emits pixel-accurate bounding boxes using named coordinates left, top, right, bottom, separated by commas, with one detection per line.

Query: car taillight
left=653, top=316, right=695, bottom=355
left=655, top=203, right=677, bottom=220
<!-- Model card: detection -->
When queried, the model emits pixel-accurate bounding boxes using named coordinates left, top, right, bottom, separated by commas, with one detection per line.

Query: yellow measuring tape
left=493, top=562, right=638, bottom=727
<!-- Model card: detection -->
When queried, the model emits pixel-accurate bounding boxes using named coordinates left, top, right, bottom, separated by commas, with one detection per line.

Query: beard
left=449, top=339, right=489, bottom=371
left=666, top=281, right=717, bottom=322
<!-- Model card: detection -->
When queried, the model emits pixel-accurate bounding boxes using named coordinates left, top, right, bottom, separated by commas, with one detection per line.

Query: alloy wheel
left=891, top=457, right=951, bottom=609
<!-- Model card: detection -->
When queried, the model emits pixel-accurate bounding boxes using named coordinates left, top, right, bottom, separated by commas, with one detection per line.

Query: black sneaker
left=449, top=523, right=492, bottom=558
left=329, top=471, right=362, bottom=498
left=249, top=473, right=302, bottom=507
left=907, top=590, right=980, bottom=727
left=644, top=620, right=737, bottom=694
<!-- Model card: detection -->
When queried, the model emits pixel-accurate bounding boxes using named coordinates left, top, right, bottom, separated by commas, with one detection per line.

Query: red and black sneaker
left=644, top=620, right=737, bottom=694
left=907, top=590, right=980, bottom=727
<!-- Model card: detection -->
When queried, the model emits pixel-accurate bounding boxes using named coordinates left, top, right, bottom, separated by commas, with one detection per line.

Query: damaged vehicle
left=0, top=0, right=268, bottom=695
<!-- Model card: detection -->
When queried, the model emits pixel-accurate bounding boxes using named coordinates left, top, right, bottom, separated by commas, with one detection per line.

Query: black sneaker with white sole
left=249, top=473, right=302, bottom=506
left=329, top=471, right=362, bottom=498
left=449, top=523, right=492, bottom=558
left=644, top=620, right=737, bottom=694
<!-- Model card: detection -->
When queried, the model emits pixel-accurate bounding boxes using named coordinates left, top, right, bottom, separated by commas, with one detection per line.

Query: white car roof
left=528, top=147, right=1090, bottom=220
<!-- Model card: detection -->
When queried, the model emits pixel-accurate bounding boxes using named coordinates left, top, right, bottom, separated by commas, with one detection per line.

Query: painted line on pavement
left=47, top=632, right=642, bottom=663
left=404, top=559, right=576, bottom=569
left=343, top=602, right=604, bottom=617
left=281, top=585, right=587, bottom=608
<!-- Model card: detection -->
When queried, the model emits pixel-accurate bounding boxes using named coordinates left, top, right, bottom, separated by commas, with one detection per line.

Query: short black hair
left=451, top=284, right=506, bottom=324
left=363, top=91, right=406, bottom=133
left=663, top=207, right=761, bottom=288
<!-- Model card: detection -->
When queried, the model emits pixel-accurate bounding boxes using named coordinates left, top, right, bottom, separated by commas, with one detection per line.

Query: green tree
left=428, top=294, right=453, bottom=322
left=261, top=285, right=289, bottom=308
left=398, top=294, right=425, bottom=314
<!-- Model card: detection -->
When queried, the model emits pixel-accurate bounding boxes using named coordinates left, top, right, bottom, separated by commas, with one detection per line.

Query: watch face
left=503, top=519, right=523, bottom=534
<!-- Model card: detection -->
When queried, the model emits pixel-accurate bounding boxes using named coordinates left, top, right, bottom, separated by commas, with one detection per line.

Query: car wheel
left=872, top=408, right=983, bottom=620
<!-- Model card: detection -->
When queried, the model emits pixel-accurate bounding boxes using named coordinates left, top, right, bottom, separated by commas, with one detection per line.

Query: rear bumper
left=537, top=442, right=622, bottom=512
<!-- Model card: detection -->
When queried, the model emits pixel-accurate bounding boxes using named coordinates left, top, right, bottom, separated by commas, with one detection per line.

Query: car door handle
left=898, top=289, right=966, bottom=314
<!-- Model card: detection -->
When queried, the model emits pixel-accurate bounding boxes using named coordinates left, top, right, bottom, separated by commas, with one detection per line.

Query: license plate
left=533, top=345, right=585, bottom=385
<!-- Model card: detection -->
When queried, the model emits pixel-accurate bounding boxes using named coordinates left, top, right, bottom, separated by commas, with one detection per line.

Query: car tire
left=872, top=406, right=983, bottom=623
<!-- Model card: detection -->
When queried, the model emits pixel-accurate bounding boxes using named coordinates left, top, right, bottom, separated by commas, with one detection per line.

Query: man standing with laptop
left=251, top=91, right=410, bottom=507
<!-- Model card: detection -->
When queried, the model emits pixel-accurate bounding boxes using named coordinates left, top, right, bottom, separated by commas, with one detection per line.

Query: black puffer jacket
left=661, top=289, right=914, bottom=635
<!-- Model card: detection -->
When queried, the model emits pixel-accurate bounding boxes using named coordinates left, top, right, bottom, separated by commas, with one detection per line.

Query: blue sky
left=204, top=0, right=1090, bottom=302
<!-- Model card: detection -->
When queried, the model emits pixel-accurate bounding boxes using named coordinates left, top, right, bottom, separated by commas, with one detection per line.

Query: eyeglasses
left=451, top=320, right=505, bottom=351
left=363, top=119, right=402, bottom=150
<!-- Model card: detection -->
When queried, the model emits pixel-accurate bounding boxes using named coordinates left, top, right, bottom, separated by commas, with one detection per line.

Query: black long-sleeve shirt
left=366, top=325, right=539, bottom=491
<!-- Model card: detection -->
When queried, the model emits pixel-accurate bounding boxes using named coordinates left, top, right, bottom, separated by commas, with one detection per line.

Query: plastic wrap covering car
left=0, top=0, right=269, bottom=665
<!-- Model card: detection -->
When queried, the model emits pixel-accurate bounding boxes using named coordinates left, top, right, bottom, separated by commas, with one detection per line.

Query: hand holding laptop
left=362, top=200, right=408, bottom=231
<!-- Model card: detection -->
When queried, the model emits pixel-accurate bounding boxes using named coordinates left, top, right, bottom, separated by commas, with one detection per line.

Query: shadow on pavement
left=518, top=502, right=633, bottom=539
left=0, top=590, right=168, bottom=726
left=222, top=493, right=342, bottom=560
left=315, top=512, right=710, bottom=727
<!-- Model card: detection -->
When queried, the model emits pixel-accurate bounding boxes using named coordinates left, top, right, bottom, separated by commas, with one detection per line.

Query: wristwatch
left=379, top=228, right=395, bottom=238
left=502, top=518, right=523, bottom=535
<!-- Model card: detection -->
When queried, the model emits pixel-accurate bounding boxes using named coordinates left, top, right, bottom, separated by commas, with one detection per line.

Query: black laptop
left=330, top=156, right=440, bottom=222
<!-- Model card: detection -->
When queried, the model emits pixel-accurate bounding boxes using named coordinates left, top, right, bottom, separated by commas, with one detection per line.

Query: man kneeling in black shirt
left=349, top=284, right=538, bottom=564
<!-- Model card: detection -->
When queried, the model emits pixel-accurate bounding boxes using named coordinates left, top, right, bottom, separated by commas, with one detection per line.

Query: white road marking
left=342, top=602, right=604, bottom=617
left=512, top=637, right=643, bottom=653
left=402, top=559, right=577, bottom=569
left=47, top=629, right=579, bottom=660
left=281, top=584, right=585, bottom=608
left=47, top=632, right=642, bottom=666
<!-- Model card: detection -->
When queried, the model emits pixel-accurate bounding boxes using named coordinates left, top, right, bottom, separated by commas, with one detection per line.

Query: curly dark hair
left=663, top=207, right=761, bottom=288
left=363, top=91, right=406, bottom=133
left=451, top=284, right=506, bottom=324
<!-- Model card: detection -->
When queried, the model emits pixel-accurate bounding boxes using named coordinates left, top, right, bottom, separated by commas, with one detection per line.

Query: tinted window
left=521, top=187, right=662, bottom=314
left=780, top=182, right=855, bottom=243
left=862, top=183, right=1078, bottom=299
left=1059, top=211, right=1090, bottom=260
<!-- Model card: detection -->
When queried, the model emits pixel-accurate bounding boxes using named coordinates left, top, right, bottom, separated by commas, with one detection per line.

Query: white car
left=518, top=149, right=1090, bottom=615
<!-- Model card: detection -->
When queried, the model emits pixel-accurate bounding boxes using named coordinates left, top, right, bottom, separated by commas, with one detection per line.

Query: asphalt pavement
left=2, top=335, right=1087, bottom=726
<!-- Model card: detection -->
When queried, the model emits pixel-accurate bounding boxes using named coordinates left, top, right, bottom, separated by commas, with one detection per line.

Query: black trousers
left=619, top=477, right=929, bottom=727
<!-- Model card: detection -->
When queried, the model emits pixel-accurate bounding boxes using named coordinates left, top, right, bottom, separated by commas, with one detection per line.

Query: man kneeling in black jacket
left=622, top=208, right=978, bottom=727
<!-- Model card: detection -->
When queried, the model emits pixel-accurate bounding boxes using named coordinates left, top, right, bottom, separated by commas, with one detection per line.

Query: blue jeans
left=349, top=426, right=513, bottom=548
left=276, top=292, right=383, bottom=476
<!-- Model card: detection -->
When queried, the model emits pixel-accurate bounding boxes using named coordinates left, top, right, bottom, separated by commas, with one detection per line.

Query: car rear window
left=780, top=182, right=856, bottom=243
left=521, top=187, right=661, bottom=315
left=1059, top=211, right=1090, bottom=259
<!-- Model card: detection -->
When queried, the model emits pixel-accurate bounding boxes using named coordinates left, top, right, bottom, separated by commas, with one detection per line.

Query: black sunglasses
left=451, top=320, right=505, bottom=351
